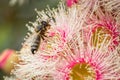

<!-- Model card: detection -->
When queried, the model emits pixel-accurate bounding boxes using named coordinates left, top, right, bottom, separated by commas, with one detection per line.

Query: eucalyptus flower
left=4, top=0, right=120, bottom=80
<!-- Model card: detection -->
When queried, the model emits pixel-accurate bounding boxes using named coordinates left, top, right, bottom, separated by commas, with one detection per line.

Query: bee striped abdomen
left=31, top=35, right=41, bottom=54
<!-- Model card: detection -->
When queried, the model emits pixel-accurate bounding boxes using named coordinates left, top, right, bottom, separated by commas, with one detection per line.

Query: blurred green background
left=0, top=0, right=59, bottom=79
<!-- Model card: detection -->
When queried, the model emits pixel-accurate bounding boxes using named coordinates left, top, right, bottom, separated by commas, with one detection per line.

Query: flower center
left=91, top=26, right=111, bottom=48
left=69, top=63, right=96, bottom=80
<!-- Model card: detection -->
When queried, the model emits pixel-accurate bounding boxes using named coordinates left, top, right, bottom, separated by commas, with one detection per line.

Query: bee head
left=41, top=21, right=50, bottom=26
left=35, top=21, right=50, bottom=32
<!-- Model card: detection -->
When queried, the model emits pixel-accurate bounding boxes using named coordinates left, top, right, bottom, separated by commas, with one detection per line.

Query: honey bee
left=31, top=21, right=50, bottom=54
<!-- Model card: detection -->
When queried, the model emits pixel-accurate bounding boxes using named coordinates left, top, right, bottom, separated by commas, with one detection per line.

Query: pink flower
left=0, top=49, right=18, bottom=73
left=51, top=30, right=120, bottom=80
left=0, top=49, right=13, bottom=69
left=83, top=6, right=120, bottom=51
left=66, top=0, right=78, bottom=7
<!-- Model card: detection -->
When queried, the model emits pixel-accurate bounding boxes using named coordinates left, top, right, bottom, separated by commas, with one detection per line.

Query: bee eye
left=41, top=21, right=49, bottom=26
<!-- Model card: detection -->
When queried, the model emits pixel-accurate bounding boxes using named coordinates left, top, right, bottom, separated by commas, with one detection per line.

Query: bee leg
left=41, top=35, right=45, bottom=40
left=40, top=34, right=47, bottom=40
left=43, top=34, right=47, bottom=37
